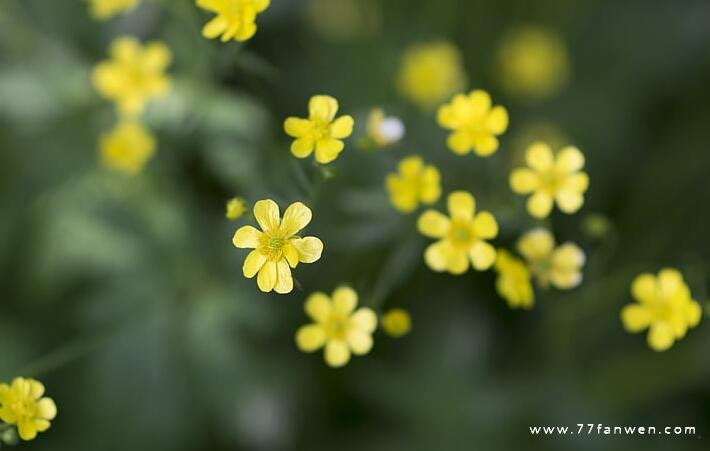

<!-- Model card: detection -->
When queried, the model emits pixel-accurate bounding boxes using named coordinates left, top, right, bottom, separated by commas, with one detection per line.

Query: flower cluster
left=0, top=378, right=57, bottom=442
left=197, top=0, right=270, bottom=42
left=385, top=156, right=441, bottom=213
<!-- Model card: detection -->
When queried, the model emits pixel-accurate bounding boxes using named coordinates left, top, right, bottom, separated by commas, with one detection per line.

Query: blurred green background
left=1, top=0, right=710, bottom=450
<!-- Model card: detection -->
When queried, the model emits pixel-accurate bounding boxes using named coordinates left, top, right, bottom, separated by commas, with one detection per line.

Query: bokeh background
left=1, top=0, right=710, bottom=450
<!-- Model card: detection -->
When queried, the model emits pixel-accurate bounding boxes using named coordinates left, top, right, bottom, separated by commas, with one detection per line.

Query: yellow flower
left=92, top=36, right=172, bottom=118
left=99, top=121, right=156, bottom=175
left=232, top=200, right=323, bottom=294
left=0, top=378, right=57, bottom=441
left=496, top=26, right=569, bottom=99
left=385, top=156, right=441, bottom=213
left=382, top=308, right=411, bottom=338
left=88, top=0, right=139, bottom=20
left=295, top=287, right=377, bottom=367
left=284, top=95, right=354, bottom=164
left=197, top=0, right=270, bottom=42
left=396, top=41, right=467, bottom=110
left=367, top=108, right=405, bottom=148
left=225, top=197, right=248, bottom=220
left=437, top=90, right=509, bottom=157
left=417, top=191, right=498, bottom=274
left=621, top=269, right=702, bottom=351
left=493, top=249, right=534, bottom=309
left=517, top=228, right=585, bottom=289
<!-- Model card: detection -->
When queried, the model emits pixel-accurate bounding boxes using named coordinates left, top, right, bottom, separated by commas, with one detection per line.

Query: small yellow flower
left=88, top=0, right=139, bottom=20
left=621, top=269, right=702, bottom=351
left=517, top=228, right=585, bottom=289
left=385, top=156, right=441, bottom=213
left=494, top=249, right=534, bottom=309
left=284, top=95, right=354, bottom=164
left=225, top=197, right=248, bottom=220
left=509, top=142, right=589, bottom=218
left=437, top=90, right=509, bottom=157
left=92, top=36, right=172, bottom=118
left=496, top=26, right=569, bottom=99
left=396, top=41, right=467, bottom=110
left=197, top=0, right=270, bottom=42
left=232, top=200, right=323, bottom=294
left=417, top=191, right=498, bottom=274
left=0, top=378, right=57, bottom=441
left=295, top=287, right=377, bottom=367
left=367, top=108, right=405, bottom=148
left=382, top=308, right=411, bottom=338
left=99, top=121, right=156, bottom=175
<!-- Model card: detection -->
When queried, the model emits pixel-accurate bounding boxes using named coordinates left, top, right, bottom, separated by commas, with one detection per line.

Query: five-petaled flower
left=88, top=0, right=139, bottom=20
left=99, top=121, right=156, bottom=175
left=494, top=249, right=534, bottom=309
left=621, top=269, right=702, bottom=351
left=437, top=90, right=509, bottom=157
left=385, top=155, right=441, bottom=213
left=196, top=0, right=270, bottom=42
left=517, top=228, right=585, bottom=289
left=295, top=287, right=377, bottom=367
left=417, top=191, right=499, bottom=274
left=381, top=308, right=412, bottom=338
left=233, top=199, right=323, bottom=294
left=509, top=141, right=589, bottom=218
left=225, top=197, right=248, bottom=220
left=284, top=95, right=354, bottom=164
left=92, top=36, right=172, bottom=118
left=0, top=378, right=57, bottom=441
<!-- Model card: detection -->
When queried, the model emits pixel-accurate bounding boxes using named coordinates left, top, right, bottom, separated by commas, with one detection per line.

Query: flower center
left=10, top=399, right=36, bottom=421
left=311, top=120, right=330, bottom=141
left=259, top=234, right=287, bottom=260
left=449, top=220, right=475, bottom=248
left=324, top=314, right=349, bottom=339
left=539, top=168, right=562, bottom=193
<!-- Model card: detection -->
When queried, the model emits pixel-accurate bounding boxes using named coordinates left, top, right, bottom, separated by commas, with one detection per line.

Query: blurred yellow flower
left=417, top=191, right=498, bottom=274
left=621, top=269, right=702, bottom=351
left=517, top=228, right=585, bottom=289
left=0, top=378, right=57, bottom=441
left=382, top=308, right=411, bottom=337
left=88, top=0, right=139, bottom=20
left=99, top=121, right=156, bottom=175
left=92, top=36, right=172, bottom=118
left=497, top=26, right=569, bottom=99
left=437, top=90, right=509, bottom=157
left=367, top=108, right=405, bottom=148
left=494, top=249, right=534, bottom=309
left=233, top=200, right=323, bottom=294
left=197, top=0, right=270, bottom=42
left=396, top=41, right=467, bottom=110
left=509, top=142, right=589, bottom=218
left=284, top=95, right=354, bottom=164
left=295, top=287, right=377, bottom=367
left=385, top=155, right=441, bottom=213
left=225, top=197, right=248, bottom=220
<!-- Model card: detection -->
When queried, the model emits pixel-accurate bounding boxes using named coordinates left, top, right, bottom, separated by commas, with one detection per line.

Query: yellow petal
left=552, top=243, right=586, bottom=268
left=284, top=117, right=312, bottom=137
left=36, top=398, right=57, bottom=420
left=305, top=292, right=331, bottom=322
left=283, top=243, right=299, bottom=268
left=346, top=330, right=373, bottom=355
left=485, top=106, right=509, bottom=134
left=468, top=90, right=492, bottom=115
left=621, top=304, right=651, bottom=332
left=233, top=21, right=257, bottom=41
left=291, top=137, right=314, bottom=158
left=329, top=115, right=354, bottom=139
left=144, top=42, right=171, bottom=70
left=350, top=308, right=377, bottom=333
left=254, top=0, right=270, bottom=13
left=469, top=241, right=496, bottom=270
left=417, top=210, right=451, bottom=238
left=308, top=95, right=338, bottom=122
left=243, top=250, right=266, bottom=278
left=279, top=202, right=312, bottom=237
left=315, top=138, right=344, bottom=164
left=202, top=16, right=229, bottom=39
left=292, top=236, right=323, bottom=263
left=419, top=166, right=442, bottom=204
left=28, top=379, right=45, bottom=399
left=658, top=268, right=684, bottom=298
left=274, top=260, right=293, bottom=294
left=233, top=225, right=262, bottom=248
left=525, top=142, right=554, bottom=170
left=556, top=146, right=585, bottom=172
left=563, top=172, right=589, bottom=192
left=253, top=199, right=280, bottom=232
left=424, top=240, right=452, bottom=272
left=447, top=131, right=472, bottom=155
left=472, top=211, right=498, bottom=239
left=631, top=273, right=656, bottom=303
left=448, top=249, right=470, bottom=274
left=447, top=191, right=475, bottom=220
left=555, top=189, right=584, bottom=213
left=111, top=36, right=140, bottom=61
left=296, top=324, right=326, bottom=352
left=436, top=103, right=457, bottom=129
left=18, top=420, right=38, bottom=441
left=387, top=176, right=418, bottom=213
left=527, top=191, right=554, bottom=218
left=32, top=419, right=51, bottom=433
left=398, top=155, right=423, bottom=176
left=325, top=340, right=351, bottom=367
left=332, top=286, right=358, bottom=314
left=517, top=228, right=554, bottom=262
left=472, top=134, right=499, bottom=156
left=549, top=267, right=583, bottom=289
left=510, top=168, right=539, bottom=194
left=256, top=260, right=277, bottom=292
left=647, top=322, right=674, bottom=351
left=686, top=301, right=702, bottom=327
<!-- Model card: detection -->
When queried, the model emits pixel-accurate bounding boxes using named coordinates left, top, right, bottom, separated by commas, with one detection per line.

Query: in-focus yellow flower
left=396, top=41, right=467, bottom=110
left=197, top=0, right=270, bottom=42
left=517, top=228, right=584, bottom=289
left=437, top=90, right=509, bottom=157
left=232, top=200, right=323, bottom=294
left=493, top=249, right=534, bottom=309
left=367, top=108, right=405, bottom=148
left=225, top=197, right=247, bottom=220
left=382, top=308, right=411, bottom=337
left=88, top=0, right=139, bottom=20
left=417, top=191, right=498, bottom=274
left=496, top=26, right=569, bottom=99
left=295, top=287, right=377, bottom=367
left=99, top=121, right=156, bottom=175
left=509, top=142, right=589, bottom=218
left=385, top=156, right=441, bottom=213
left=0, top=378, right=57, bottom=441
left=621, top=269, right=702, bottom=351
left=284, top=95, right=354, bottom=164
left=92, top=36, right=172, bottom=118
